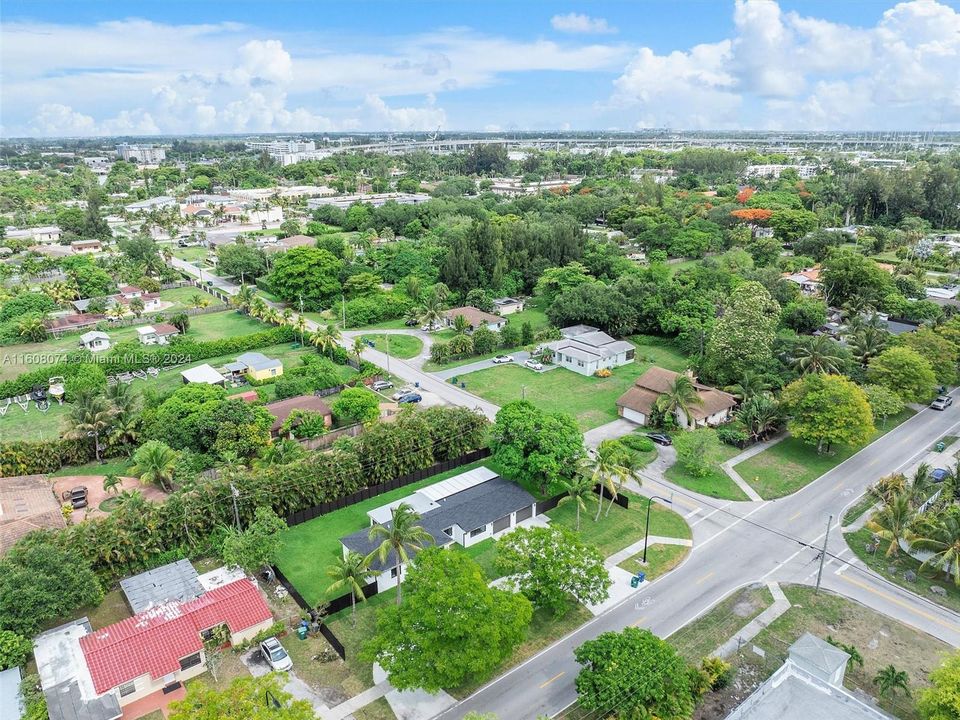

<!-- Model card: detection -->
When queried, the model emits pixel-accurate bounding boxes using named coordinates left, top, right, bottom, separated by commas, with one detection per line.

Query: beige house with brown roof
left=616, top=366, right=737, bottom=429
left=443, top=306, right=506, bottom=333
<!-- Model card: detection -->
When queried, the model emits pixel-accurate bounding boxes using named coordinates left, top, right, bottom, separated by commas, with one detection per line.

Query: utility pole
left=341, top=293, right=346, bottom=328
left=230, top=484, right=241, bottom=530
left=815, top=514, right=832, bottom=594
left=643, top=495, right=672, bottom=563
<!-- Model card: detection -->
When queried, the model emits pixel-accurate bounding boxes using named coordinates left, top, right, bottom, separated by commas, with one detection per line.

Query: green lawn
left=503, top=302, right=550, bottom=332
left=664, top=436, right=748, bottom=501
left=846, top=527, right=960, bottom=614
left=358, top=333, right=423, bottom=359
left=0, top=399, right=69, bottom=442
left=616, top=543, right=690, bottom=581
left=734, top=409, right=916, bottom=499
left=276, top=460, right=503, bottom=605
left=158, top=286, right=226, bottom=312
left=170, top=246, right=209, bottom=263
left=628, top=334, right=691, bottom=372
left=50, top=457, right=135, bottom=477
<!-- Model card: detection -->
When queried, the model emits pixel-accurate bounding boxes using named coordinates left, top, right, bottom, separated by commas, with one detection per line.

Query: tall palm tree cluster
left=64, top=384, right=141, bottom=462
left=866, top=463, right=960, bottom=587
left=231, top=284, right=309, bottom=345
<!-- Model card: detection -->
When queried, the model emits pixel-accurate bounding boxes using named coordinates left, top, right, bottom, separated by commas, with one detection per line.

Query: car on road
left=646, top=433, right=673, bottom=446
left=524, top=359, right=544, bottom=371
left=931, top=395, right=953, bottom=410
left=259, top=637, right=293, bottom=672
left=392, top=386, right=415, bottom=401
left=371, top=380, right=394, bottom=391
left=492, top=355, right=514, bottom=364
left=397, top=392, right=422, bottom=403
left=932, top=468, right=950, bottom=483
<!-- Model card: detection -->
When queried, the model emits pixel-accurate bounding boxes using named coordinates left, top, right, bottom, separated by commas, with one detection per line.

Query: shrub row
left=0, top=438, right=97, bottom=477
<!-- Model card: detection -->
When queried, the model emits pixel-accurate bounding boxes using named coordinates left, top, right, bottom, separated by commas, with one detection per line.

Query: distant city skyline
left=2, top=0, right=959, bottom=138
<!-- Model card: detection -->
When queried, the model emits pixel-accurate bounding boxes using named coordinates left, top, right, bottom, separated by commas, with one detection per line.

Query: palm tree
left=417, top=295, right=445, bottom=330
left=791, top=335, right=843, bottom=375
left=911, top=512, right=960, bottom=586
left=327, top=552, right=376, bottom=624
left=736, top=394, right=782, bottom=441
left=17, top=314, right=47, bottom=342
left=367, top=502, right=433, bottom=605
left=232, top=285, right=257, bottom=314
left=404, top=275, right=422, bottom=302
left=869, top=473, right=907, bottom=505
left=452, top=313, right=470, bottom=336
left=352, top=337, right=365, bottom=365
left=131, top=440, right=178, bottom=492
left=557, top=474, right=597, bottom=531
left=655, top=374, right=703, bottom=427
left=64, top=392, right=114, bottom=462
left=584, top=440, right=637, bottom=522
left=866, top=492, right=915, bottom=557
left=281, top=308, right=294, bottom=326
left=102, top=473, right=122, bottom=496
left=249, top=297, right=268, bottom=319
left=873, top=665, right=911, bottom=697
left=325, top=323, right=342, bottom=349
left=430, top=282, right=450, bottom=304
left=850, top=326, right=887, bottom=367
left=294, top=315, right=307, bottom=345
left=254, top=439, right=306, bottom=469
left=309, top=327, right=333, bottom=355
left=724, top=371, right=771, bottom=403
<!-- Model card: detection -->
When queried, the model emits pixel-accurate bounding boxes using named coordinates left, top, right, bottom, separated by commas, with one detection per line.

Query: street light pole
left=643, top=495, right=673, bottom=563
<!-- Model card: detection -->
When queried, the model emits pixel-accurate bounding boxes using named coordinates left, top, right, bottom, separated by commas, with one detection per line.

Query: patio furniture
left=13, top=395, right=29, bottom=411
left=132, top=369, right=147, bottom=380
left=107, top=375, right=118, bottom=386
left=0, top=398, right=10, bottom=416
left=146, top=366, right=160, bottom=377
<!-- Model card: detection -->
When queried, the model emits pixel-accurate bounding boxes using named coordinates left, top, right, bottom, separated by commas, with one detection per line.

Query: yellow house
left=226, top=351, right=284, bottom=381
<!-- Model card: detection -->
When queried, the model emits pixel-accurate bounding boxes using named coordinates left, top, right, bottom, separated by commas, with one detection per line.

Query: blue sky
left=3, top=0, right=959, bottom=137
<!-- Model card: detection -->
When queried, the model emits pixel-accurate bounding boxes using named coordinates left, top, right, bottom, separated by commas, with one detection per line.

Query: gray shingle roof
left=341, top=476, right=536, bottom=571
left=119, top=559, right=204, bottom=614
left=236, top=352, right=282, bottom=371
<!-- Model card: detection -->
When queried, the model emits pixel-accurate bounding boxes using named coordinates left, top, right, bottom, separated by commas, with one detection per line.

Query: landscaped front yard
left=358, top=333, right=423, bottom=360
left=734, top=409, right=916, bottom=499
left=664, top=435, right=748, bottom=501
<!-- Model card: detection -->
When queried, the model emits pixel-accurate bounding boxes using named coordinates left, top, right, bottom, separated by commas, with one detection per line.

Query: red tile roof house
left=33, top=577, right=274, bottom=720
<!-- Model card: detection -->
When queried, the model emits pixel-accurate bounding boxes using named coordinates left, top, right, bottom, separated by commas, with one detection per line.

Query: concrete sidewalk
left=713, top=582, right=791, bottom=658
left=324, top=680, right=392, bottom=720
left=720, top=435, right=785, bottom=503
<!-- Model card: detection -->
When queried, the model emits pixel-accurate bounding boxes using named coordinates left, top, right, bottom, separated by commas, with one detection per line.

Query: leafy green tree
left=769, top=208, right=819, bottom=244
left=703, top=281, right=781, bottom=384
left=0, top=535, right=103, bottom=636
left=534, top=262, right=593, bottom=301
left=269, top=247, right=343, bottom=310
left=673, top=428, right=719, bottom=477
left=491, top=400, right=584, bottom=496
left=362, top=548, right=532, bottom=692
left=520, top=321, right=534, bottom=345
left=216, top=243, right=268, bottom=281
left=918, top=651, right=960, bottom=720
left=131, top=440, right=178, bottom=492
left=344, top=272, right=383, bottom=298
left=327, top=551, right=375, bottom=625
left=168, top=674, right=315, bottom=720
left=868, top=346, right=937, bottom=403
left=471, top=324, right=497, bottom=355
left=220, top=507, right=288, bottom=574
left=781, top=297, right=827, bottom=334
left=782, top=374, right=874, bottom=453
left=278, top=219, right=303, bottom=238
left=874, top=664, right=911, bottom=698
left=574, top=627, right=694, bottom=720
left=496, top=526, right=611, bottom=616
left=862, top=384, right=905, bottom=426
left=902, top=328, right=959, bottom=386
left=821, top=249, right=895, bottom=306
left=0, top=630, right=32, bottom=669
left=331, top=387, right=380, bottom=425
left=367, top=502, right=434, bottom=604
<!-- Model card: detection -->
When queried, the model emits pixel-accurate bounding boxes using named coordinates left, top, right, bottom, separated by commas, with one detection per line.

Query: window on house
left=469, top=526, right=485, bottom=538
left=390, top=567, right=399, bottom=578
left=118, top=680, right=136, bottom=697
left=626, top=349, right=635, bottom=360
left=442, top=527, right=453, bottom=537
left=577, top=360, right=584, bottom=367
left=179, top=652, right=202, bottom=671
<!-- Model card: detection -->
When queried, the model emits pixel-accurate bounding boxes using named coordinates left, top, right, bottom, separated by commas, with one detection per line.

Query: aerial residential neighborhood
left=1, top=1, right=960, bottom=720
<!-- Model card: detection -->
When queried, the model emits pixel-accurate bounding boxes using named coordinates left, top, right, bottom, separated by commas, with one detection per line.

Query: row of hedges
left=0, top=325, right=297, bottom=398
left=344, top=292, right=415, bottom=327
left=0, top=439, right=97, bottom=477
left=23, top=406, right=490, bottom=582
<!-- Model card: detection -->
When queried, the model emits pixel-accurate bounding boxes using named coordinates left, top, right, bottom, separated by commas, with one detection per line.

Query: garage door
left=622, top=408, right=646, bottom=425
left=515, top=505, right=533, bottom=522
left=492, top=515, right=511, bottom=533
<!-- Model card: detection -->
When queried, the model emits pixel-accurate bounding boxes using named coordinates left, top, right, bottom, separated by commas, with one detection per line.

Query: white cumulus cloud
left=551, top=13, right=617, bottom=35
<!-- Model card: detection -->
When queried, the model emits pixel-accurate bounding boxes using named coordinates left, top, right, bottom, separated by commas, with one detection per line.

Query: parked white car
left=392, top=386, right=415, bottom=401
left=492, top=355, right=514, bottom=364
left=524, top=359, right=544, bottom=371
left=260, top=637, right=293, bottom=671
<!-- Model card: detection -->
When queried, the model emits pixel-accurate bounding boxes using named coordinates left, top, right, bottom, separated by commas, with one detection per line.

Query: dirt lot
left=692, top=585, right=950, bottom=720
left=52, top=474, right=168, bottom=522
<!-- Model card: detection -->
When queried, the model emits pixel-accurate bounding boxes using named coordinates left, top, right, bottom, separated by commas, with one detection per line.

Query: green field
left=157, top=286, right=226, bottom=312
left=358, top=333, right=423, bottom=359
left=0, top=399, right=69, bottom=442
left=170, top=246, right=209, bottom=263
left=664, top=433, right=748, bottom=501
left=734, top=409, right=916, bottom=499
left=617, top=543, right=691, bottom=581
left=458, top=336, right=690, bottom=431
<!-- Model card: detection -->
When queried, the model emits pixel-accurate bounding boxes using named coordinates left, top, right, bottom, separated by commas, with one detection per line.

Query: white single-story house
left=725, top=633, right=891, bottom=720
left=4, top=225, right=62, bottom=244
left=340, top=467, right=537, bottom=593
left=492, top=297, right=524, bottom=315
left=79, top=331, right=111, bottom=353
left=223, top=352, right=284, bottom=381
left=616, top=366, right=737, bottom=429
left=180, top=364, right=226, bottom=386
left=33, top=564, right=272, bottom=720
left=71, top=239, right=102, bottom=254
left=443, top=306, right=507, bottom=333
left=136, top=323, right=180, bottom=345
left=545, top=325, right=635, bottom=376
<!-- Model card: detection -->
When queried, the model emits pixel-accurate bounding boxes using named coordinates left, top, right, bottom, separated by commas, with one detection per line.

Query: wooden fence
left=298, top=423, right=363, bottom=451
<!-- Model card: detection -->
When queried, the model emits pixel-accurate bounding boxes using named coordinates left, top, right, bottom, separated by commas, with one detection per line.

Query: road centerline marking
left=540, top=672, right=565, bottom=689
left=696, top=571, right=715, bottom=585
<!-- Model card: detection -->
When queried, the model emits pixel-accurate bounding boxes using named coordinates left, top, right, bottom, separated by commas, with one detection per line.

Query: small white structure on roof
left=180, top=363, right=226, bottom=386
left=79, top=331, right=111, bottom=353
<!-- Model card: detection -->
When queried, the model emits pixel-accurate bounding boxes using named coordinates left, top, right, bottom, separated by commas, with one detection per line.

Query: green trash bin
left=297, top=625, right=308, bottom=640
left=936, top=441, right=946, bottom=452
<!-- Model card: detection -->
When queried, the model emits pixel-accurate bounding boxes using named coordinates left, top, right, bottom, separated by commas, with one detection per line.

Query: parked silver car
left=259, top=637, right=293, bottom=672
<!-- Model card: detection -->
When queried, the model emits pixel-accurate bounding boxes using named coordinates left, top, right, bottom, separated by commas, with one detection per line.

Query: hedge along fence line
left=0, top=325, right=297, bottom=398
left=46, top=302, right=228, bottom=340
left=0, top=438, right=98, bottom=477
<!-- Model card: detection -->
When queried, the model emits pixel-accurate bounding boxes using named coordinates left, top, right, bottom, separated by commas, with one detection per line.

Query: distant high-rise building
left=116, top=144, right=166, bottom=163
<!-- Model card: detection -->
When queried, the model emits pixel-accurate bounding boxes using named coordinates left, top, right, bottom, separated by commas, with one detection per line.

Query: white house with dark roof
left=79, top=331, right=111, bottom=353
left=545, top=325, right=635, bottom=376
left=340, top=467, right=537, bottom=593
